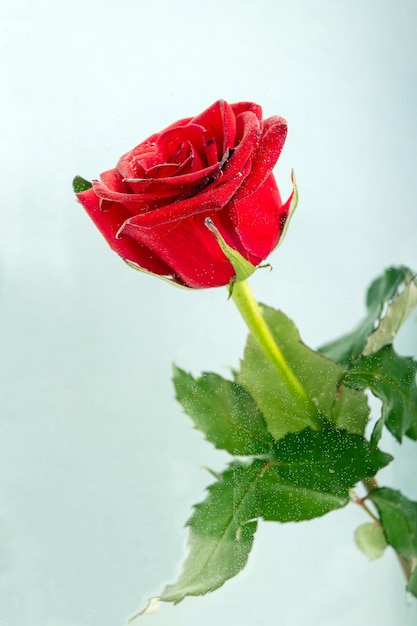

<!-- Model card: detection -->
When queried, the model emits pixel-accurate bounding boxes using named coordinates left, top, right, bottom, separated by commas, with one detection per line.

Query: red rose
left=75, top=99, right=293, bottom=289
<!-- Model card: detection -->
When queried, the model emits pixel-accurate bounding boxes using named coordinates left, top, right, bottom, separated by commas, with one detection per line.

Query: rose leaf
left=237, top=305, right=369, bottom=440
left=139, top=429, right=390, bottom=609
left=172, top=366, right=275, bottom=455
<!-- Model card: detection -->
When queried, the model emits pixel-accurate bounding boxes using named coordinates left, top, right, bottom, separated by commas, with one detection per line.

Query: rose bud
left=74, top=100, right=295, bottom=289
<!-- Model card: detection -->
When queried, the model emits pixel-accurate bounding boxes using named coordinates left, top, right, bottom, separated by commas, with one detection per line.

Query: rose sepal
left=276, top=169, right=298, bottom=248
left=204, top=217, right=258, bottom=295
left=72, top=175, right=92, bottom=193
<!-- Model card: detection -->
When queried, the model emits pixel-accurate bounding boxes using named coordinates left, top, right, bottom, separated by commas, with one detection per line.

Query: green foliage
left=320, top=266, right=417, bottom=445
left=72, top=175, right=92, bottom=193
left=319, top=266, right=414, bottom=365
left=160, top=461, right=259, bottom=604
left=343, top=346, right=417, bottom=443
left=262, top=427, right=391, bottom=521
left=237, top=306, right=369, bottom=439
left=156, top=429, right=390, bottom=606
left=173, top=366, right=275, bottom=455
left=148, top=265, right=417, bottom=611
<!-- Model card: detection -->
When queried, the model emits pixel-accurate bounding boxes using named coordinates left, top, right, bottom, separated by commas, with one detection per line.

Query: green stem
left=362, top=477, right=378, bottom=493
left=231, top=280, right=321, bottom=426
left=351, top=490, right=379, bottom=523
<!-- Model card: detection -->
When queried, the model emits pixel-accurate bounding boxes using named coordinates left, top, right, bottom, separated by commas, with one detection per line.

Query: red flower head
left=74, top=100, right=294, bottom=288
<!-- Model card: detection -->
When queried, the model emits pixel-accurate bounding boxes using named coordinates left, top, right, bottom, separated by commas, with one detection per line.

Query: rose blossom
left=75, top=99, right=293, bottom=288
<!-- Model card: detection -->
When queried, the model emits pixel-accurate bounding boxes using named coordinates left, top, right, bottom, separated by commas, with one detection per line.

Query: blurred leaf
left=354, top=522, right=387, bottom=560
left=370, top=417, right=385, bottom=449
left=72, top=175, right=92, bottom=193
left=343, top=345, right=417, bottom=442
left=237, top=306, right=369, bottom=440
left=364, top=273, right=417, bottom=355
left=319, top=266, right=413, bottom=365
left=173, top=366, right=275, bottom=455
left=369, top=488, right=417, bottom=565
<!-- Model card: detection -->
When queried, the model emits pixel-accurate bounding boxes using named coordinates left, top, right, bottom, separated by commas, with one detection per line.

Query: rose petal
left=117, top=135, right=160, bottom=178
left=231, top=173, right=284, bottom=262
left=128, top=150, right=194, bottom=183
left=203, top=135, right=218, bottom=166
left=92, top=179, right=164, bottom=210
left=231, top=101, right=263, bottom=123
left=135, top=162, right=186, bottom=179
left=121, top=159, right=251, bottom=229
left=100, top=168, right=131, bottom=193
left=76, top=187, right=176, bottom=276
left=121, top=212, right=237, bottom=288
left=124, top=160, right=221, bottom=195
left=156, top=124, right=208, bottom=169
left=220, top=110, right=261, bottom=183
left=190, top=100, right=236, bottom=159
left=233, top=116, right=287, bottom=202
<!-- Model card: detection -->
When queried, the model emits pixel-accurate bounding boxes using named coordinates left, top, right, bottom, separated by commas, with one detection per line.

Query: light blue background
left=1, top=1, right=416, bottom=625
